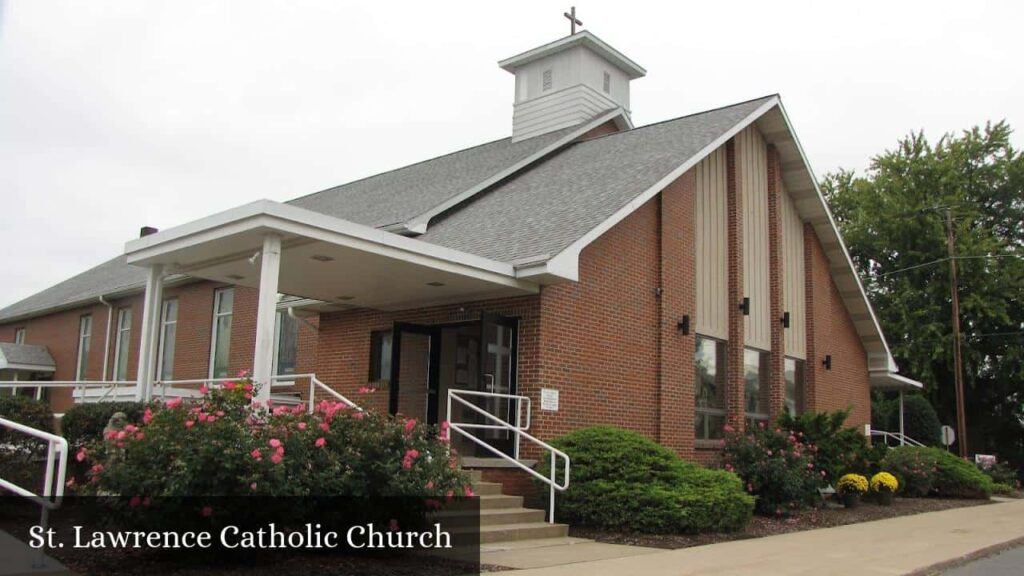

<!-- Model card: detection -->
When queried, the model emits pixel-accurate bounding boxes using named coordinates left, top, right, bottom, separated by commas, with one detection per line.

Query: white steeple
left=499, top=31, right=646, bottom=142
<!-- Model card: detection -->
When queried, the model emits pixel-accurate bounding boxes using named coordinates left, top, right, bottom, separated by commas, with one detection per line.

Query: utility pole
left=945, top=209, right=969, bottom=458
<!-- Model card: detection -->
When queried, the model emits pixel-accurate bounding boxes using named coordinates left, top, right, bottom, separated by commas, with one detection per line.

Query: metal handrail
left=298, top=374, right=361, bottom=413
left=0, top=416, right=69, bottom=568
left=870, top=430, right=926, bottom=447
left=446, top=390, right=569, bottom=524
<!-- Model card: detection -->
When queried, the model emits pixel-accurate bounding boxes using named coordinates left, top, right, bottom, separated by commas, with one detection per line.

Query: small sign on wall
left=540, top=388, right=559, bottom=412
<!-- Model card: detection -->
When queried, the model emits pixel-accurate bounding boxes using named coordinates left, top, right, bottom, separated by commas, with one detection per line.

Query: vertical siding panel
left=695, top=147, right=728, bottom=339
left=782, top=184, right=806, bottom=358
left=741, top=127, right=770, bottom=350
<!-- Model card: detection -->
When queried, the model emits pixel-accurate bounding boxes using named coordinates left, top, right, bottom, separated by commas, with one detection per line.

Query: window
left=744, top=348, right=771, bottom=429
left=784, top=357, right=805, bottom=416
left=112, top=308, right=132, bottom=381
left=14, top=328, right=26, bottom=345
left=76, top=315, right=92, bottom=381
left=368, top=330, right=393, bottom=382
left=695, top=336, right=727, bottom=440
left=602, top=71, right=611, bottom=93
left=209, top=288, right=234, bottom=378
left=157, top=299, right=178, bottom=381
left=542, top=69, right=552, bottom=91
left=273, top=311, right=298, bottom=376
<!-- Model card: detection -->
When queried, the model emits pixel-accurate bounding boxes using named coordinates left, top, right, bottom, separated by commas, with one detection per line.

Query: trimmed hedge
left=540, top=426, right=753, bottom=533
left=0, top=395, right=54, bottom=487
left=60, top=401, right=150, bottom=448
left=873, top=394, right=941, bottom=446
left=881, top=446, right=993, bottom=499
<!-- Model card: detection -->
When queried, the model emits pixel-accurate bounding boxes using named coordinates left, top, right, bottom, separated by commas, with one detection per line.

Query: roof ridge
left=573, top=93, right=779, bottom=145
left=285, top=133, right=520, bottom=206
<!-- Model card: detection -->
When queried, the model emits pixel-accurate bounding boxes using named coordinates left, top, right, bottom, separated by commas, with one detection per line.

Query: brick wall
left=804, top=225, right=871, bottom=428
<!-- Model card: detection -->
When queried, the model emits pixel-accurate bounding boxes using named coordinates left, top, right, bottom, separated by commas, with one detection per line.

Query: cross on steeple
left=564, top=6, right=582, bottom=35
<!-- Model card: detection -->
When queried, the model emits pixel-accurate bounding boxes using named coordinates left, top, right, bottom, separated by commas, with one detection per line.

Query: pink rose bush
left=74, top=379, right=471, bottom=519
left=720, top=423, right=824, bottom=515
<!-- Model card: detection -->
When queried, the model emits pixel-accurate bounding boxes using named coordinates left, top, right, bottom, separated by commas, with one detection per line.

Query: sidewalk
left=490, top=499, right=1024, bottom=575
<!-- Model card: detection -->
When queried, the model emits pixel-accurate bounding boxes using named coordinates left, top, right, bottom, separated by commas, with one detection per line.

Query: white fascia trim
left=403, top=108, right=629, bottom=235
left=0, top=362, right=56, bottom=372
left=528, top=96, right=781, bottom=284
left=773, top=100, right=897, bottom=373
left=499, top=31, right=647, bottom=78
left=125, top=200, right=537, bottom=292
left=869, top=370, right=924, bottom=391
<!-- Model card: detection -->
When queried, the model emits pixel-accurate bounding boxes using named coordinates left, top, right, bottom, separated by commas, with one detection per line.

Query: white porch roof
left=125, top=200, right=539, bottom=311
left=870, top=370, right=925, bottom=391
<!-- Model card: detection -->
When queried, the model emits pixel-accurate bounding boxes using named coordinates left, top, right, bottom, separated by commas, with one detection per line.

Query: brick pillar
left=803, top=222, right=818, bottom=411
left=766, top=146, right=786, bottom=420
left=657, top=171, right=697, bottom=456
left=725, top=138, right=746, bottom=430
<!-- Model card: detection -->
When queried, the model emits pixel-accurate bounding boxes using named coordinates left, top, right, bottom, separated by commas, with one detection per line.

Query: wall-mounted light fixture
left=739, top=297, right=750, bottom=316
left=823, top=354, right=833, bottom=371
left=781, top=311, right=791, bottom=328
left=678, top=315, right=690, bottom=335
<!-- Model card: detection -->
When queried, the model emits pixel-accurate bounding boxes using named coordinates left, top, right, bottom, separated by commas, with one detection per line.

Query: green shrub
left=777, top=409, right=886, bottom=482
left=881, top=447, right=993, bottom=499
left=976, top=460, right=1019, bottom=488
left=721, top=422, right=824, bottom=515
left=880, top=446, right=937, bottom=496
left=541, top=426, right=753, bottom=533
left=74, top=381, right=470, bottom=530
left=61, top=401, right=150, bottom=448
left=992, top=483, right=1016, bottom=496
left=0, top=395, right=54, bottom=487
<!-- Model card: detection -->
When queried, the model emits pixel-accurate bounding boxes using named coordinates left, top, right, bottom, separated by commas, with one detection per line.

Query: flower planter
left=842, top=492, right=861, bottom=508
left=876, top=490, right=894, bottom=506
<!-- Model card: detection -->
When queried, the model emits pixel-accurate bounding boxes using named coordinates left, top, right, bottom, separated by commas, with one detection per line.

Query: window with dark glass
left=274, top=311, right=298, bottom=376
left=784, top=357, right=805, bottom=416
left=76, top=315, right=92, bottom=381
left=157, top=299, right=178, bottom=381
left=209, top=288, right=234, bottom=378
left=695, top=336, right=727, bottom=440
left=744, top=348, right=771, bottom=429
left=112, top=308, right=132, bottom=381
left=368, top=330, right=393, bottom=382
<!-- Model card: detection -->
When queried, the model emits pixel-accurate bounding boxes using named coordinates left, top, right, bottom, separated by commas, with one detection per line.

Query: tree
left=822, top=122, right=1024, bottom=470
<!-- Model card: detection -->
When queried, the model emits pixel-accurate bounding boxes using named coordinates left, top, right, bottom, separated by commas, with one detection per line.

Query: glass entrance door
left=388, top=322, right=439, bottom=422
left=477, top=313, right=519, bottom=456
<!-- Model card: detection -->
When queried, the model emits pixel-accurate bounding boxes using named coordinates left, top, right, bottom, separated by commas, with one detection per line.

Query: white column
left=135, top=264, right=164, bottom=401
left=253, top=234, right=282, bottom=404
left=898, top=390, right=906, bottom=446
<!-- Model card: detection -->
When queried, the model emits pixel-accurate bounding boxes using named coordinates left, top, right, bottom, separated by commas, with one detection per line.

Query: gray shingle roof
left=0, top=256, right=148, bottom=323
left=419, top=96, right=774, bottom=262
left=0, top=342, right=56, bottom=370
left=287, top=126, right=577, bottom=228
left=0, top=96, right=773, bottom=323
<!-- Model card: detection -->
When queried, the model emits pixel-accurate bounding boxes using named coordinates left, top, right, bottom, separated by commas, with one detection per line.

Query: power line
left=873, top=254, right=1022, bottom=278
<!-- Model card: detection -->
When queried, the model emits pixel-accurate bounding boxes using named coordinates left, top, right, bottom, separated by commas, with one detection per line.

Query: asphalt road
left=942, top=545, right=1024, bottom=575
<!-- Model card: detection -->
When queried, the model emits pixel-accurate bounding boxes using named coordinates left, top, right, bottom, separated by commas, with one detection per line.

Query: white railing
left=446, top=389, right=569, bottom=524
left=0, top=380, right=136, bottom=403
left=301, top=374, right=361, bottom=413
left=0, top=416, right=69, bottom=568
left=871, top=430, right=926, bottom=447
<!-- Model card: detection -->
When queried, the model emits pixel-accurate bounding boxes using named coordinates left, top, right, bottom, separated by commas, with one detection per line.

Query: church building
left=0, top=27, right=920, bottom=476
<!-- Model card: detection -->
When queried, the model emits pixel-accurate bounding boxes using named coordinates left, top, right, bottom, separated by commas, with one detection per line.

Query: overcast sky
left=1, top=0, right=1021, bottom=307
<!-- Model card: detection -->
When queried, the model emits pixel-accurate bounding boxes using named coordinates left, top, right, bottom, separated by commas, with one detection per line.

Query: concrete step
left=470, top=481, right=504, bottom=495
left=479, top=494, right=524, bottom=509
left=478, top=522, right=569, bottom=544
left=434, top=507, right=547, bottom=527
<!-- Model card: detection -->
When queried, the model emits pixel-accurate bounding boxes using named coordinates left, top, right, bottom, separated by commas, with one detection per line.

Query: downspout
left=99, top=295, right=114, bottom=381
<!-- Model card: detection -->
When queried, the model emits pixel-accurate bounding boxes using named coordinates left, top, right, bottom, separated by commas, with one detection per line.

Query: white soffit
left=499, top=31, right=647, bottom=79
left=125, top=201, right=538, bottom=311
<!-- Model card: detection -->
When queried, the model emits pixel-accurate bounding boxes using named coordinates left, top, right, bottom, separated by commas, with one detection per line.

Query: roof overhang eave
left=870, top=371, right=924, bottom=391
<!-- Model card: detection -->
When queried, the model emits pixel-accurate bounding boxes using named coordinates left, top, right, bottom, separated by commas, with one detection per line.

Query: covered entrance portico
left=123, top=200, right=538, bottom=452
